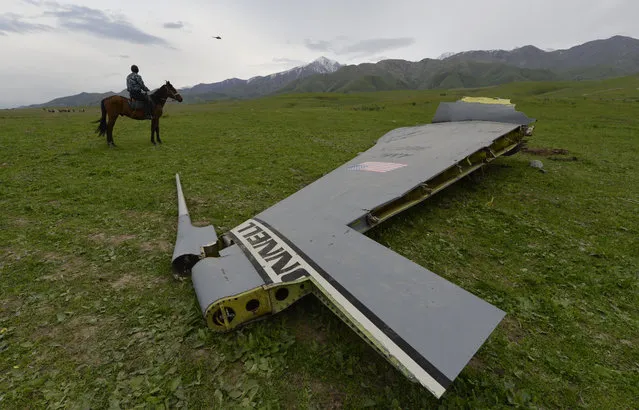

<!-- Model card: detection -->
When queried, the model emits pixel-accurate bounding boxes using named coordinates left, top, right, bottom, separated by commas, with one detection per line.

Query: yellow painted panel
left=460, top=96, right=513, bottom=105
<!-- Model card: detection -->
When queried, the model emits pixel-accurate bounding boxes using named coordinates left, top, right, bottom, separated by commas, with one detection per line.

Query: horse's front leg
left=156, top=119, right=162, bottom=144
left=150, top=118, right=157, bottom=145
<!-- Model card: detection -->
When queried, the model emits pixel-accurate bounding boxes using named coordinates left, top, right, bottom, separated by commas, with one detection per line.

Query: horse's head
left=163, top=81, right=183, bottom=102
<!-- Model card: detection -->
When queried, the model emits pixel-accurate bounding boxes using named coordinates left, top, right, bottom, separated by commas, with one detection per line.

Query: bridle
left=166, top=86, right=182, bottom=101
left=167, top=89, right=181, bottom=100
left=154, top=84, right=182, bottom=104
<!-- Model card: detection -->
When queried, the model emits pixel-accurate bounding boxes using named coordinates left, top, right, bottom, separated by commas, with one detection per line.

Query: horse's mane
left=151, top=84, right=166, bottom=97
left=150, top=84, right=167, bottom=102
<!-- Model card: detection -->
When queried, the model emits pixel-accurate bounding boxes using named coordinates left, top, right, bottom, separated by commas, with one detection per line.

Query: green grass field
left=1, top=75, right=638, bottom=409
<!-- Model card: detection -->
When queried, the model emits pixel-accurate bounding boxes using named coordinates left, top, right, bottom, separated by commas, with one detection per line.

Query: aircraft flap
left=432, top=100, right=536, bottom=125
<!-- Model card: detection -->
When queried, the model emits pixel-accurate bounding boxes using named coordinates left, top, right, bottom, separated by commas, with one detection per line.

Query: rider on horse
left=126, top=65, right=153, bottom=119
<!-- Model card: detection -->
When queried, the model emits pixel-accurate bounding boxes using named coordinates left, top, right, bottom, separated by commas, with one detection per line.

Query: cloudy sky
left=0, top=0, right=636, bottom=107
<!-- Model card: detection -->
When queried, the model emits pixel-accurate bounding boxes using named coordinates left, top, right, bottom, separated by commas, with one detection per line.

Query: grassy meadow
left=1, top=76, right=638, bottom=409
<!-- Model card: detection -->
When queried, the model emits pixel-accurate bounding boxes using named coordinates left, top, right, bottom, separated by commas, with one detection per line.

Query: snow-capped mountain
left=250, top=56, right=342, bottom=82
left=437, top=51, right=458, bottom=60
left=310, top=56, right=342, bottom=73
left=180, top=57, right=342, bottom=99
left=25, top=34, right=639, bottom=107
left=246, top=56, right=341, bottom=85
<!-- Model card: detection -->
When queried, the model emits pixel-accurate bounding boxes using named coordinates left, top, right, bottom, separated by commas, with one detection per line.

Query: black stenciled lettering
left=268, top=252, right=301, bottom=275
left=237, top=221, right=258, bottom=234
left=254, top=238, right=286, bottom=260
left=247, top=230, right=269, bottom=246
left=263, top=250, right=288, bottom=262
left=281, top=268, right=309, bottom=282
left=240, top=223, right=312, bottom=281
left=276, top=260, right=302, bottom=274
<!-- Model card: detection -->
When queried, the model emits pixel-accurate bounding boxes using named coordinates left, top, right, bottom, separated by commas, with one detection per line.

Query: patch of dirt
left=549, top=156, right=579, bottom=162
left=222, top=360, right=246, bottom=386
left=40, top=272, right=72, bottom=281
left=188, top=196, right=208, bottom=207
left=521, top=147, right=570, bottom=156
left=1, top=248, right=17, bottom=261
left=189, top=347, right=216, bottom=364
left=66, top=316, right=102, bottom=366
left=73, top=320, right=98, bottom=341
left=121, top=210, right=165, bottom=223
left=111, top=273, right=143, bottom=290
left=10, top=218, right=29, bottom=227
left=468, top=356, right=504, bottom=376
left=619, top=339, right=634, bottom=347
left=501, top=316, right=526, bottom=344
left=33, top=315, right=104, bottom=366
left=88, top=232, right=137, bottom=245
left=39, top=253, right=90, bottom=281
left=308, top=378, right=345, bottom=409
left=289, top=313, right=327, bottom=344
left=41, top=252, right=65, bottom=262
left=111, top=273, right=168, bottom=290
left=33, top=321, right=62, bottom=341
left=0, top=295, right=23, bottom=317
left=467, top=356, right=485, bottom=371
left=140, top=239, right=172, bottom=253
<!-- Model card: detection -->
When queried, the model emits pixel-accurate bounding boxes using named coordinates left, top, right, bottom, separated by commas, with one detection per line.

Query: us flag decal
left=347, top=161, right=407, bottom=173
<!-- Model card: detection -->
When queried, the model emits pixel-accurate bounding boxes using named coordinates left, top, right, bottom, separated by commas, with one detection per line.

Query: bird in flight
left=212, top=36, right=222, bottom=39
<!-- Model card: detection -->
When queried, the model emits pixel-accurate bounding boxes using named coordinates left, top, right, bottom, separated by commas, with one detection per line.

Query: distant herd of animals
left=43, top=108, right=85, bottom=113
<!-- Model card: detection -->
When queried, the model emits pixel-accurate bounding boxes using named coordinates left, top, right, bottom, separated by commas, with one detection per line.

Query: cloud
left=249, top=57, right=308, bottom=71
left=163, top=21, right=184, bottom=29
left=40, top=2, right=171, bottom=46
left=304, top=39, right=332, bottom=52
left=0, top=12, right=53, bottom=35
left=342, top=38, right=415, bottom=54
left=367, top=55, right=390, bottom=63
left=272, top=57, right=307, bottom=65
left=303, top=37, right=415, bottom=56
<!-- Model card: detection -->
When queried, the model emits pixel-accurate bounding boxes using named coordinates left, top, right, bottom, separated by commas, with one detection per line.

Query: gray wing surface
left=172, top=101, right=533, bottom=398
left=432, top=101, right=536, bottom=124
left=261, top=121, right=519, bottom=226
left=248, top=121, right=514, bottom=395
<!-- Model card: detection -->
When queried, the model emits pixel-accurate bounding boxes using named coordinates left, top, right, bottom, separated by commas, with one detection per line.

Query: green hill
left=278, top=60, right=559, bottom=94
left=22, top=35, right=639, bottom=107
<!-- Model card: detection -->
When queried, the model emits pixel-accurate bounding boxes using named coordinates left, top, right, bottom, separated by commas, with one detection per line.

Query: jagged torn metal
left=171, top=174, right=218, bottom=276
left=170, top=97, right=536, bottom=399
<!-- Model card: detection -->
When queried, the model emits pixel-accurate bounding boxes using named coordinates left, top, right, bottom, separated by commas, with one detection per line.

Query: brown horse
left=94, top=81, right=183, bottom=147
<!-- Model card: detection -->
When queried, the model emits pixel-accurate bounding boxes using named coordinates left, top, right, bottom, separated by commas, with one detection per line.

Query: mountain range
left=25, top=35, right=639, bottom=108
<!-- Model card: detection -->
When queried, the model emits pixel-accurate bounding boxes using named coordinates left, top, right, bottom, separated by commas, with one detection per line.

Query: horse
left=94, top=81, right=183, bottom=147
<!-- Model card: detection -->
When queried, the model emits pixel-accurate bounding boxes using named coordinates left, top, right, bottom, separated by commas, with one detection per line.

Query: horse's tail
left=94, top=98, right=107, bottom=136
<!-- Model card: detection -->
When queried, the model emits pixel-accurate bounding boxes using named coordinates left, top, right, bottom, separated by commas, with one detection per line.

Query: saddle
left=127, top=97, right=155, bottom=119
left=127, top=97, right=148, bottom=111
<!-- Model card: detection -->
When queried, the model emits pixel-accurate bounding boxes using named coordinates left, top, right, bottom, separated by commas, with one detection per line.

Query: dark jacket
left=126, top=72, right=150, bottom=94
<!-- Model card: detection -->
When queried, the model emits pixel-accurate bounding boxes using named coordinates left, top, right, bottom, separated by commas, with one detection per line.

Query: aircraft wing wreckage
left=171, top=98, right=536, bottom=398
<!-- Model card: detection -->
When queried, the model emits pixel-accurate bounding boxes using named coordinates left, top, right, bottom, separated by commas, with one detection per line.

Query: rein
left=150, top=85, right=177, bottom=105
